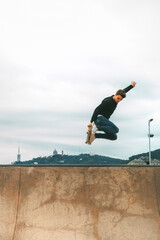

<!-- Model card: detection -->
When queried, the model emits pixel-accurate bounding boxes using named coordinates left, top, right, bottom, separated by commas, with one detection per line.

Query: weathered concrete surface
left=0, top=166, right=160, bottom=240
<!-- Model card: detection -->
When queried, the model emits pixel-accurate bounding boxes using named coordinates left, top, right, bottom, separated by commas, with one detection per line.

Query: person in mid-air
left=87, top=81, right=136, bottom=144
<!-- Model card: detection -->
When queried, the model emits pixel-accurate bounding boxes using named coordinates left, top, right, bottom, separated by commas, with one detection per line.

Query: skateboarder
left=86, top=81, right=136, bottom=144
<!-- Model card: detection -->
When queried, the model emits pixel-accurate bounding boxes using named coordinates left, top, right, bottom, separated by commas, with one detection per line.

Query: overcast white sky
left=0, top=0, right=160, bottom=164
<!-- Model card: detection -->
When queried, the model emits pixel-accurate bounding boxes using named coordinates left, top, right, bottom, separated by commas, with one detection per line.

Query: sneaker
left=92, top=123, right=98, bottom=134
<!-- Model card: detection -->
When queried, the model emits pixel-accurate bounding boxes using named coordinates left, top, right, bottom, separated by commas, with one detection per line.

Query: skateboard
left=85, top=124, right=93, bottom=144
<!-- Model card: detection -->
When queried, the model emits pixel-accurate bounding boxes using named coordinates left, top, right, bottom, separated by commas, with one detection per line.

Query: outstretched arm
left=123, top=81, right=136, bottom=93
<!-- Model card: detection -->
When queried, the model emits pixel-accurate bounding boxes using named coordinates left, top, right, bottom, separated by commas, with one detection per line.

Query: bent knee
left=115, top=127, right=119, bottom=133
left=111, top=134, right=117, bottom=140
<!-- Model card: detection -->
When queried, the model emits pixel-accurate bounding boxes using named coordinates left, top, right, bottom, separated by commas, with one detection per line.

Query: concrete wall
left=0, top=166, right=160, bottom=240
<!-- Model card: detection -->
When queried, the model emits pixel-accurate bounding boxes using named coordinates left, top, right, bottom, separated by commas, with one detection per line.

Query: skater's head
left=113, top=89, right=126, bottom=103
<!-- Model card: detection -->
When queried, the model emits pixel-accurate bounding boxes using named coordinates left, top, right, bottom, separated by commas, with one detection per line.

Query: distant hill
left=129, top=149, right=160, bottom=161
left=13, top=148, right=160, bottom=166
left=13, top=153, right=129, bottom=165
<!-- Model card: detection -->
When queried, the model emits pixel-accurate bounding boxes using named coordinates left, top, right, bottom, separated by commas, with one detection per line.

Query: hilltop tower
left=17, top=146, right=21, bottom=162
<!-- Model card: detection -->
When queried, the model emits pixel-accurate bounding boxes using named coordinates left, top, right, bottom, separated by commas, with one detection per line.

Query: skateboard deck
left=85, top=124, right=93, bottom=144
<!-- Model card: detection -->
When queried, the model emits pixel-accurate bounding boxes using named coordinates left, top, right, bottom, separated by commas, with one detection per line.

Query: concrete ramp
left=0, top=166, right=160, bottom=240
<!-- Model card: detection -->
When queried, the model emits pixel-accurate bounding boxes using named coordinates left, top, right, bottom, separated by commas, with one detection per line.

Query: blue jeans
left=95, top=116, right=119, bottom=140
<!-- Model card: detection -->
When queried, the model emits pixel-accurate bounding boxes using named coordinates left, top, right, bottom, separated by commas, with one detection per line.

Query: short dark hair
left=115, top=89, right=126, bottom=98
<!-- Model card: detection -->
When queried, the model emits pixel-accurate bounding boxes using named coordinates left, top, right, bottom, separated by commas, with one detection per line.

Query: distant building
left=17, top=147, right=21, bottom=162
left=53, top=149, right=58, bottom=155
left=128, top=158, right=147, bottom=165
left=90, top=152, right=95, bottom=156
left=151, top=159, right=160, bottom=165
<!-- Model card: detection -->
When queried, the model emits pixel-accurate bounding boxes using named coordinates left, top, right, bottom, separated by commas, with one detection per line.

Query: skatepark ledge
left=0, top=165, right=160, bottom=240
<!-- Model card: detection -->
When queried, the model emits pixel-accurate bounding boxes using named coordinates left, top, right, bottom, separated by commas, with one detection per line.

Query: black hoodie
left=90, top=85, right=133, bottom=123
